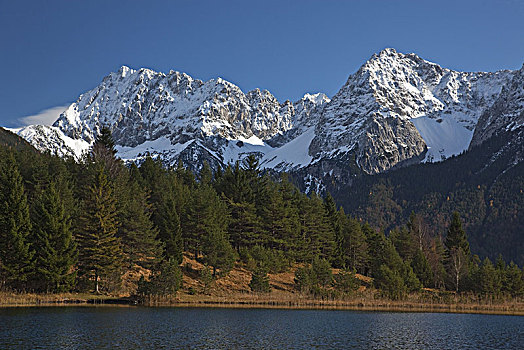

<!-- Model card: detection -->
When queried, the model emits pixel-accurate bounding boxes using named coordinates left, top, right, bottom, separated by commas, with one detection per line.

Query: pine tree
left=185, top=183, right=234, bottom=275
left=363, top=224, right=386, bottom=276
left=339, top=213, right=368, bottom=272
left=0, top=150, right=34, bottom=290
left=95, top=126, right=116, bottom=155
left=137, top=258, right=183, bottom=296
left=411, top=249, right=433, bottom=287
left=249, top=266, right=271, bottom=293
left=227, top=199, right=262, bottom=249
left=324, top=193, right=343, bottom=266
left=298, top=193, right=335, bottom=262
left=444, top=212, right=471, bottom=257
left=139, top=157, right=185, bottom=263
left=505, top=262, right=524, bottom=297
left=198, top=161, right=213, bottom=185
left=77, top=166, right=123, bottom=293
left=260, top=177, right=300, bottom=254
left=390, top=226, right=417, bottom=262
left=31, top=181, right=77, bottom=292
left=155, top=195, right=183, bottom=263
left=444, top=212, right=471, bottom=292
left=119, top=177, right=163, bottom=270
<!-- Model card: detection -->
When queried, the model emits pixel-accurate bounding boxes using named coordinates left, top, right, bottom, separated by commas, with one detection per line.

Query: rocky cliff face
left=469, top=64, right=524, bottom=168
left=309, top=48, right=513, bottom=174
left=9, top=49, right=522, bottom=191
left=471, top=64, right=524, bottom=146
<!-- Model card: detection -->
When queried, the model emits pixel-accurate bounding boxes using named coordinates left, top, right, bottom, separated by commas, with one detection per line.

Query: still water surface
left=0, top=307, right=523, bottom=349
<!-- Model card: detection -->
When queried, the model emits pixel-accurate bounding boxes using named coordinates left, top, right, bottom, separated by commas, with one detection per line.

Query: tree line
left=0, top=128, right=523, bottom=299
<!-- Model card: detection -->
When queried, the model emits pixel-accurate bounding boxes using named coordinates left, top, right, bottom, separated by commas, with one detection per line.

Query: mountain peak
left=117, top=65, right=135, bottom=78
left=377, top=47, right=398, bottom=57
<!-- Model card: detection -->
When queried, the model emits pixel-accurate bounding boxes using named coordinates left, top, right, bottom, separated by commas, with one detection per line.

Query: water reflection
left=0, top=307, right=522, bottom=349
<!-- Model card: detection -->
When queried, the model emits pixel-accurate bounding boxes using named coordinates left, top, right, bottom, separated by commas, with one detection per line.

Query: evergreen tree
left=95, top=126, right=116, bottom=155
left=427, top=237, right=447, bottom=289
left=297, top=193, right=335, bottom=262
left=390, top=226, right=417, bottom=262
left=0, top=150, right=34, bottom=290
left=339, top=213, right=368, bottom=272
left=324, top=193, right=342, bottom=263
left=311, top=257, right=333, bottom=288
left=186, top=184, right=235, bottom=275
left=261, top=176, right=300, bottom=254
left=444, top=212, right=471, bottom=257
left=31, top=181, right=77, bottom=292
left=227, top=199, right=262, bottom=249
left=137, top=258, right=183, bottom=296
left=363, top=224, right=386, bottom=276
left=139, top=157, right=184, bottom=263
left=77, top=166, right=123, bottom=293
left=119, top=177, right=163, bottom=269
left=249, top=266, right=271, bottom=293
left=198, top=161, right=213, bottom=185
left=155, top=194, right=184, bottom=263
left=90, top=127, right=122, bottom=180
left=411, top=249, right=433, bottom=287
left=505, top=262, right=524, bottom=297
left=479, top=257, right=497, bottom=296
left=375, top=264, right=406, bottom=300
left=444, top=212, right=471, bottom=292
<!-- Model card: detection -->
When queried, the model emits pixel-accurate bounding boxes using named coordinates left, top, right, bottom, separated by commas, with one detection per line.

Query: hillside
left=334, top=129, right=524, bottom=265
left=0, top=127, right=35, bottom=151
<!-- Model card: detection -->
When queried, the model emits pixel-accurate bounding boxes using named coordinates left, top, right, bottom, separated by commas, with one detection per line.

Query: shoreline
left=1, top=293, right=523, bottom=316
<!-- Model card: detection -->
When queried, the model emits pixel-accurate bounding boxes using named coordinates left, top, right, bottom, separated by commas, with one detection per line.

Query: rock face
left=469, top=64, right=524, bottom=168
left=9, top=48, right=522, bottom=191
left=309, top=48, right=513, bottom=173
left=471, top=65, right=524, bottom=146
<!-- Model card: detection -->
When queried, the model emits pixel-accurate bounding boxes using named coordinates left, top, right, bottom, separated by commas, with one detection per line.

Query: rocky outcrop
left=471, top=64, right=524, bottom=147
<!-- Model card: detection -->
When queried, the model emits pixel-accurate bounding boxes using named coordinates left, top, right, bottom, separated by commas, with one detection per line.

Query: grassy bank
left=0, top=291, right=120, bottom=307
left=2, top=290, right=523, bottom=316
left=2, top=254, right=523, bottom=315
left=139, top=291, right=524, bottom=316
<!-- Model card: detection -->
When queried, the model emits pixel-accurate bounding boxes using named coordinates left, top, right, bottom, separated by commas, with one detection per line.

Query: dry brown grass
left=0, top=291, right=113, bottom=307
left=2, top=253, right=523, bottom=316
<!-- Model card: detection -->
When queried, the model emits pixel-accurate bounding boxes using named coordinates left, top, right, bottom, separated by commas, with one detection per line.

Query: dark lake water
left=0, top=307, right=523, bottom=349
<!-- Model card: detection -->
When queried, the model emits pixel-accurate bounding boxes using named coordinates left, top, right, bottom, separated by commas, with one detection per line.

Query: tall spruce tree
left=261, top=175, right=300, bottom=255
left=139, top=157, right=184, bottom=263
left=444, top=212, right=471, bottom=292
left=31, top=181, right=77, bottom=292
left=186, top=183, right=234, bottom=275
left=390, top=226, right=417, bottom=262
left=0, top=150, right=34, bottom=290
left=445, top=212, right=471, bottom=257
left=119, top=177, right=163, bottom=269
left=339, top=213, right=368, bottom=272
left=77, top=166, right=123, bottom=293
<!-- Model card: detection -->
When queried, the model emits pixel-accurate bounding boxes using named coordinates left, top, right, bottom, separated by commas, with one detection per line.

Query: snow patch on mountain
left=8, top=125, right=90, bottom=159
left=411, top=116, right=473, bottom=162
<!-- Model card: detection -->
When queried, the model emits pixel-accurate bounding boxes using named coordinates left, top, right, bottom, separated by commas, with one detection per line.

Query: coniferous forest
left=0, top=127, right=523, bottom=301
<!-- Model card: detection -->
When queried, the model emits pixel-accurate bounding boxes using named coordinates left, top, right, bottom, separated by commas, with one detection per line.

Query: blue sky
left=1, top=0, right=523, bottom=127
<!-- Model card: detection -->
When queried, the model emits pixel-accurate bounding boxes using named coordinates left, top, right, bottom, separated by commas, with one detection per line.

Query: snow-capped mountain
left=310, top=48, right=513, bottom=173
left=9, top=48, right=522, bottom=189
left=469, top=64, right=524, bottom=169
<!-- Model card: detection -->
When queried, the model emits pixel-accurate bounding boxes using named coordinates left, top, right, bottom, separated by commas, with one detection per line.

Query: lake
left=1, top=307, right=523, bottom=349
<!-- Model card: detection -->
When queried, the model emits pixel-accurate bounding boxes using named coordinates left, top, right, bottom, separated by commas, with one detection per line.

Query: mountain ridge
left=8, top=48, right=523, bottom=191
